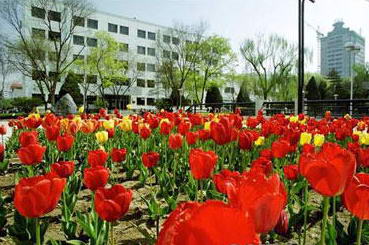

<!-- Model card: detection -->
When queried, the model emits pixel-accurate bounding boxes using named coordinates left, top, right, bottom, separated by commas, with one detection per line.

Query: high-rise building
left=320, top=21, right=365, bottom=78
left=2, top=2, right=237, bottom=109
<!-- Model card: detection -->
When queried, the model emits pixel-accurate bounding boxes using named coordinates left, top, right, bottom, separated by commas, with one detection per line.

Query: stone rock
left=55, top=93, right=77, bottom=114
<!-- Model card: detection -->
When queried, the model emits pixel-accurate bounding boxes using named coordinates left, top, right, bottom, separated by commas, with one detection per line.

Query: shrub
left=12, top=97, right=43, bottom=113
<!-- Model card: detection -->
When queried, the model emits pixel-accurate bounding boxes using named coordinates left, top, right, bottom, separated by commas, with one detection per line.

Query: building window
left=137, top=63, right=146, bottom=71
left=137, top=97, right=145, bottom=105
left=73, top=35, right=84, bottom=46
left=172, top=37, right=180, bottom=45
left=87, top=75, right=97, bottom=84
left=32, top=28, right=45, bottom=39
left=147, top=80, right=155, bottom=88
left=108, top=23, right=118, bottom=33
left=120, top=26, right=129, bottom=35
left=73, top=16, right=85, bottom=27
left=147, top=64, right=155, bottom=72
left=172, top=52, right=179, bottom=60
left=137, top=79, right=145, bottom=87
left=137, top=29, right=146, bottom=38
left=31, top=6, right=45, bottom=19
left=87, top=19, right=98, bottom=29
left=73, top=54, right=84, bottom=61
left=87, top=38, right=97, bottom=47
left=163, top=50, right=171, bottom=59
left=49, top=31, right=61, bottom=41
left=119, top=43, right=129, bottom=52
left=163, top=35, right=171, bottom=43
left=224, top=87, right=235, bottom=93
left=137, top=46, right=146, bottom=55
left=48, top=10, right=61, bottom=22
left=147, top=48, right=156, bottom=56
left=32, top=70, right=46, bottom=81
left=147, top=98, right=155, bottom=106
left=148, top=32, right=156, bottom=40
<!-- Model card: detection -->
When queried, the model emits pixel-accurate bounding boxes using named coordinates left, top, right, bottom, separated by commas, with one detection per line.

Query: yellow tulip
left=95, top=131, right=108, bottom=144
left=300, top=132, right=312, bottom=145
left=255, top=136, right=265, bottom=146
left=313, top=134, right=325, bottom=147
left=78, top=106, right=85, bottom=114
left=118, top=119, right=132, bottom=132
left=204, top=121, right=211, bottom=131
left=289, top=116, right=298, bottom=123
left=127, top=104, right=133, bottom=110
left=359, top=132, right=369, bottom=145
left=103, top=120, right=115, bottom=130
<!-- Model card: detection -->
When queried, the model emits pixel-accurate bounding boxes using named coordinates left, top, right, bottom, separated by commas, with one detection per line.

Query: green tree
left=205, top=85, right=223, bottom=104
left=59, top=72, right=84, bottom=106
left=318, top=80, right=329, bottom=100
left=237, top=81, right=252, bottom=103
left=327, top=69, right=348, bottom=99
left=240, top=34, right=298, bottom=100
left=82, top=31, right=130, bottom=106
left=190, top=35, right=236, bottom=103
left=305, top=76, right=320, bottom=100
left=353, top=64, right=369, bottom=98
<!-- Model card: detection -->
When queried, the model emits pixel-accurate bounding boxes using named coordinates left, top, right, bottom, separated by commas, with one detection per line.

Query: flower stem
left=303, top=180, right=309, bottom=245
left=357, top=219, right=363, bottom=245
left=321, top=196, right=330, bottom=245
left=110, top=222, right=114, bottom=245
left=35, top=218, right=41, bottom=245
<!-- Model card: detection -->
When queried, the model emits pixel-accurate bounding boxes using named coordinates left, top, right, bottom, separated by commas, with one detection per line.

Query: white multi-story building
left=3, top=3, right=238, bottom=110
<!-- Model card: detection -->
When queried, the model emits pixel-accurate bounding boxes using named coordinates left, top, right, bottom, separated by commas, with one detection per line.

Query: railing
left=262, top=101, right=295, bottom=116
left=186, top=102, right=256, bottom=116
left=304, top=99, right=369, bottom=118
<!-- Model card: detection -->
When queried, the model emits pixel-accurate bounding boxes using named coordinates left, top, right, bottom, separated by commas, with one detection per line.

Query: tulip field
left=1, top=108, right=369, bottom=244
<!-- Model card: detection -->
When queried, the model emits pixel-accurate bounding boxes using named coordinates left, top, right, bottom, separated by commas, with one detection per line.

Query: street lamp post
left=345, top=42, right=361, bottom=115
left=298, top=0, right=315, bottom=114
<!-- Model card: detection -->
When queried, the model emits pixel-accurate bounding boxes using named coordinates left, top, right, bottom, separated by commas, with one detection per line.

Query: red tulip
left=19, top=131, right=38, bottom=147
left=271, top=140, right=292, bottom=159
left=160, top=121, right=172, bottom=135
left=229, top=171, right=287, bottom=234
left=185, top=131, right=198, bottom=145
left=14, top=172, right=66, bottom=218
left=198, top=129, right=210, bottom=141
left=45, top=124, right=60, bottom=141
left=168, top=133, right=183, bottom=150
left=0, top=125, right=6, bottom=135
left=157, top=200, right=260, bottom=245
left=51, top=161, right=75, bottom=178
left=17, top=144, right=46, bottom=165
left=238, top=130, right=253, bottom=150
left=260, top=148, right=273, bottom=160
left=213, top=169, right=242, bottom=195
left=250, top=157, right=273, bottom=176
left=83, top=166, right=109, bottom=191
left=94, top=184, right=132, bottom=222
left=343, top=173, right=369, bottom=220
left=139, top=125, right=151, bottom=140
left=357, top=148, right=369, bottom=167
left=299, top=142, right=356, bottom=197
left=283, top=164, right=299, bottom=180
left=56, top=134, right=74, bottom=152
left=24, top=116, right=42, bottom=129
left=210, top=120, right=232, bottom=145
left=189, top=148, right=218, bottom=180
left=87, top=149, right=109, bottom=167
left=107, top=128, right=115, bottom=138
left=142, top=152, right=160, bottom=168
left=0, top=144, right=4, bottom=162
left=178, top=121, right=191, bottom=135
left=275, top=210, right=289, bottom=235
left=111, top=148, right=127, bottom=163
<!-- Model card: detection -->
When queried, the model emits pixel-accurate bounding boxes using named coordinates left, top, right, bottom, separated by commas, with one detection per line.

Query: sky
left=91, top=0, right=369, bottom=72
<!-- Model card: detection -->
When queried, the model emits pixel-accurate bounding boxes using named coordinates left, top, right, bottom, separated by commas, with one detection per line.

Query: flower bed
left=0, top=109, right=368, bottom=244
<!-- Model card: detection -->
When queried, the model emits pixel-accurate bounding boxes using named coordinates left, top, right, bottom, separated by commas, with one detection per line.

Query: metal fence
left=304, top=99, right=369, bottom=118
left=186, top=102, right=256, bottom=116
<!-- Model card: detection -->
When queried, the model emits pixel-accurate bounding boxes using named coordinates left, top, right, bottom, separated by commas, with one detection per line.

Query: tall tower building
left=320, top=21, right=365, bottom=78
